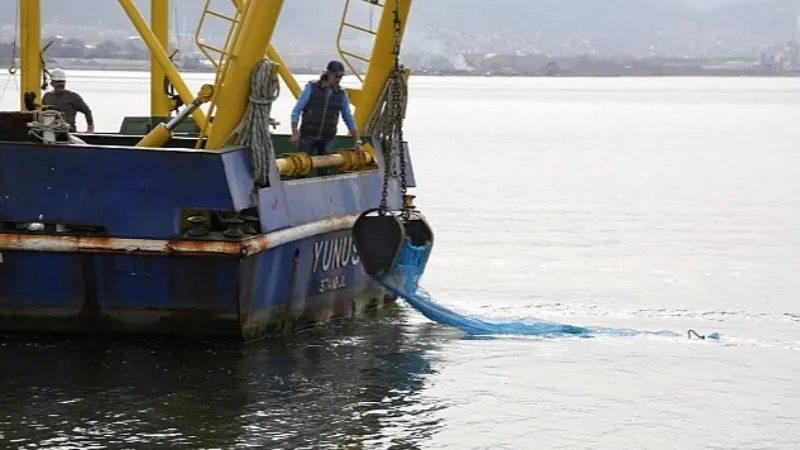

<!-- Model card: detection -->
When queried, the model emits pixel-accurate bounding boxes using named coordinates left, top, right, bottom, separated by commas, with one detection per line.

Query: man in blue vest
left=290, top=60, right=364, bottom=176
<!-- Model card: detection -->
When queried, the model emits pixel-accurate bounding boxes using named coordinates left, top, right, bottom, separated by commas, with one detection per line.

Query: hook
left=687, top=329, right=705, bottom=340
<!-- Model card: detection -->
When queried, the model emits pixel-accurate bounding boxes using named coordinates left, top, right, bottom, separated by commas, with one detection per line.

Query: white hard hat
left=50, top=68, right=66, bottom=82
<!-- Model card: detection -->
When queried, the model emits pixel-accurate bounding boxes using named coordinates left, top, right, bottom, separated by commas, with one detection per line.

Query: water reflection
left=0, top=306, right=447, bottom=449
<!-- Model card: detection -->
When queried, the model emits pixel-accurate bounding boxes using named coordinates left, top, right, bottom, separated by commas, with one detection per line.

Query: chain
left=379, top=147, right=390, bottom=215
left=392, top=0, right=409, bottom=219
left=377, top=0, right=408, bottom=217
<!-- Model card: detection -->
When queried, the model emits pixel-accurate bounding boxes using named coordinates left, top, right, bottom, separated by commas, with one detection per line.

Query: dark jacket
left=300, top=79, right=346, bottom=140
left=42, top=89, right=94, bottom=132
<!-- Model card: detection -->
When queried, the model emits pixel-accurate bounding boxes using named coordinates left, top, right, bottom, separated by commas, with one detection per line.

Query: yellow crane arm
left=203, top=0, right=285, bottom=150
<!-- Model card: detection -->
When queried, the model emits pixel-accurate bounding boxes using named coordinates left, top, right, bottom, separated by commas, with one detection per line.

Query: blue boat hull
left=0, top=228, right=392, bottom=341
left=0, top=129, right=416, bottom=340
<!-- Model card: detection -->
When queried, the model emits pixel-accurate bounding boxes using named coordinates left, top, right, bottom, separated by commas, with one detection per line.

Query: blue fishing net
left=376, top=240, right=720, bottom=341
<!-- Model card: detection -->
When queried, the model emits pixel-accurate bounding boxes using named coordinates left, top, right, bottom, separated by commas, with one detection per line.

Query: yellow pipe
left=353, top=0, right=412, bottom=135
left=276, top=148, right=376, bottom=177
left=19, top=0, right=42, bottom=110
left=117, top=0, right=208, bottom=129
left=266, top=45, right=301, bottom=99
left=150, top=0, right=171, bottom=117
left=229, top=0, right=301, bottom=99
left=137, top=84, right=214, bottom=148
left=204, top=0, right=285, bottom=150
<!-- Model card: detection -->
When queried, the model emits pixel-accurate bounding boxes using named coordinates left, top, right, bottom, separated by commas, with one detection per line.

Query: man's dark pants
left=300, top=137, right=336, bottom=176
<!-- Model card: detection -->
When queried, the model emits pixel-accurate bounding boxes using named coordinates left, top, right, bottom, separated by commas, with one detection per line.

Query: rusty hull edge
left=0, top=215, right=392, bottom=340
left=0, top=215, right=358, bottom=257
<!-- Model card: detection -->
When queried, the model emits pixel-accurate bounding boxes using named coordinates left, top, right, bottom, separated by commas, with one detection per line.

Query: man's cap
left=50, top=68, right=67, bottom=82
left=326, top=60, right=345, bottom=76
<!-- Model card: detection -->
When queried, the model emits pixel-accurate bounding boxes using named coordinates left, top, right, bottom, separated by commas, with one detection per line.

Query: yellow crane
left=16, top=0, right=413, bottom=173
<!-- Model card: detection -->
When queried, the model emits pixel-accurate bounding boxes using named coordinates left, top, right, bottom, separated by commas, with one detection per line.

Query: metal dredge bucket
left=352, top=208, right=434, bottom=277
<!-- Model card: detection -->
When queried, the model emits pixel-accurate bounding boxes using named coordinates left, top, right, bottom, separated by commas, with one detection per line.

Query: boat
left=0, top=0, right=433, bottom=340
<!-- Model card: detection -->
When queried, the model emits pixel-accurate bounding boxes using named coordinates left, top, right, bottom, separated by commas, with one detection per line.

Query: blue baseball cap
left=326, top=60, right=345, bottom=76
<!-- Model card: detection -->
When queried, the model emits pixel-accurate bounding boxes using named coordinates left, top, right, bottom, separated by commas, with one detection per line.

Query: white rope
left=27, top=109, right=72, bottom=144
left=0, top=70, right=19, bottom=105
left=231, top=58, right=280, bottom=187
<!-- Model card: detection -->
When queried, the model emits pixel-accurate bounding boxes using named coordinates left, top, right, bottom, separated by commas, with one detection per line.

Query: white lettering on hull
left=312, top=236, right=361, bottom=293
left=312, top=236, right=360, bottom=273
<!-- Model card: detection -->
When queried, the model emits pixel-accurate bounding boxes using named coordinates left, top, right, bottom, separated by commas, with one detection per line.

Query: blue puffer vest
left=300, top=78, right=345, bottom=140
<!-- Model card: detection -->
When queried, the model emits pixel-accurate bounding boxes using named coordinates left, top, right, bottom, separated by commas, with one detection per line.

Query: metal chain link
left=378, top=0, right=402, bottom=216
left=379, top=136, right=390, bottom=215
left=391, top=0, right=410, bottom=219
left=376, top=0, right=409, bottom=218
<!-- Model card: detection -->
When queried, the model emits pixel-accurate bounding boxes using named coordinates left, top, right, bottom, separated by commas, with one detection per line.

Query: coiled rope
left=231, top=58, right=280, bottom=187
left=27, top=109, right=72, bottom=142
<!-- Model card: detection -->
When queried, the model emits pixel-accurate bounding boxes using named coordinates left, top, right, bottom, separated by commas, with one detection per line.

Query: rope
left=0, top=73, right=19, bottom=105
left=230, top=58, right=280, bottom=188
left=27, top=109, right=72, bottom=143
left=0, top=0, right=20, bottom=104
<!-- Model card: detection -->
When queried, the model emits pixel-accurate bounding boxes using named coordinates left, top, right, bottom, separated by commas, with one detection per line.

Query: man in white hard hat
left=41, top=68, right=95, bottom=133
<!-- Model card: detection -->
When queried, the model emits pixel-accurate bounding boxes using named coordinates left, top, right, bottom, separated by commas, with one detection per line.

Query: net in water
left=376, top=240, right=720, bottom=341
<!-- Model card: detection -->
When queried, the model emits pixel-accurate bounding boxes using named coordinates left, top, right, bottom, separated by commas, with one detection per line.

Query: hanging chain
left=378, top=0, right=408, bottom=217
left=392, top=0, right=410, bottom=218
left=378, top=114, right=390, bottom=216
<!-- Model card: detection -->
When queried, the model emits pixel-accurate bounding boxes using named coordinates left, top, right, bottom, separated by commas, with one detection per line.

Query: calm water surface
left=1, top=73, right=800, bottom=449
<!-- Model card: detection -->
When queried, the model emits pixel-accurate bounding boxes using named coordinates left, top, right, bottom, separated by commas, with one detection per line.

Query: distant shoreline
left=1, top=58, right=798, bottom=78
left=1, top=64, right=797, bottom=78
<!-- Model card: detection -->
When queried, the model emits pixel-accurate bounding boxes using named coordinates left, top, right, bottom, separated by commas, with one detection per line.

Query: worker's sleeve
left=72, top=93, right=94, bottom=126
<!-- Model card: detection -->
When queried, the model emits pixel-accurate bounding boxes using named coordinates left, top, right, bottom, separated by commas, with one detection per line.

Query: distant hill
left=0, top=0, right=797, bottom=56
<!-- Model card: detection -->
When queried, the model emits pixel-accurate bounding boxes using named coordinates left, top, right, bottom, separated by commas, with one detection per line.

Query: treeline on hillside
left=0, top=37, right=211, bottom=70
left=1, top=37, right=155, bottom=61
